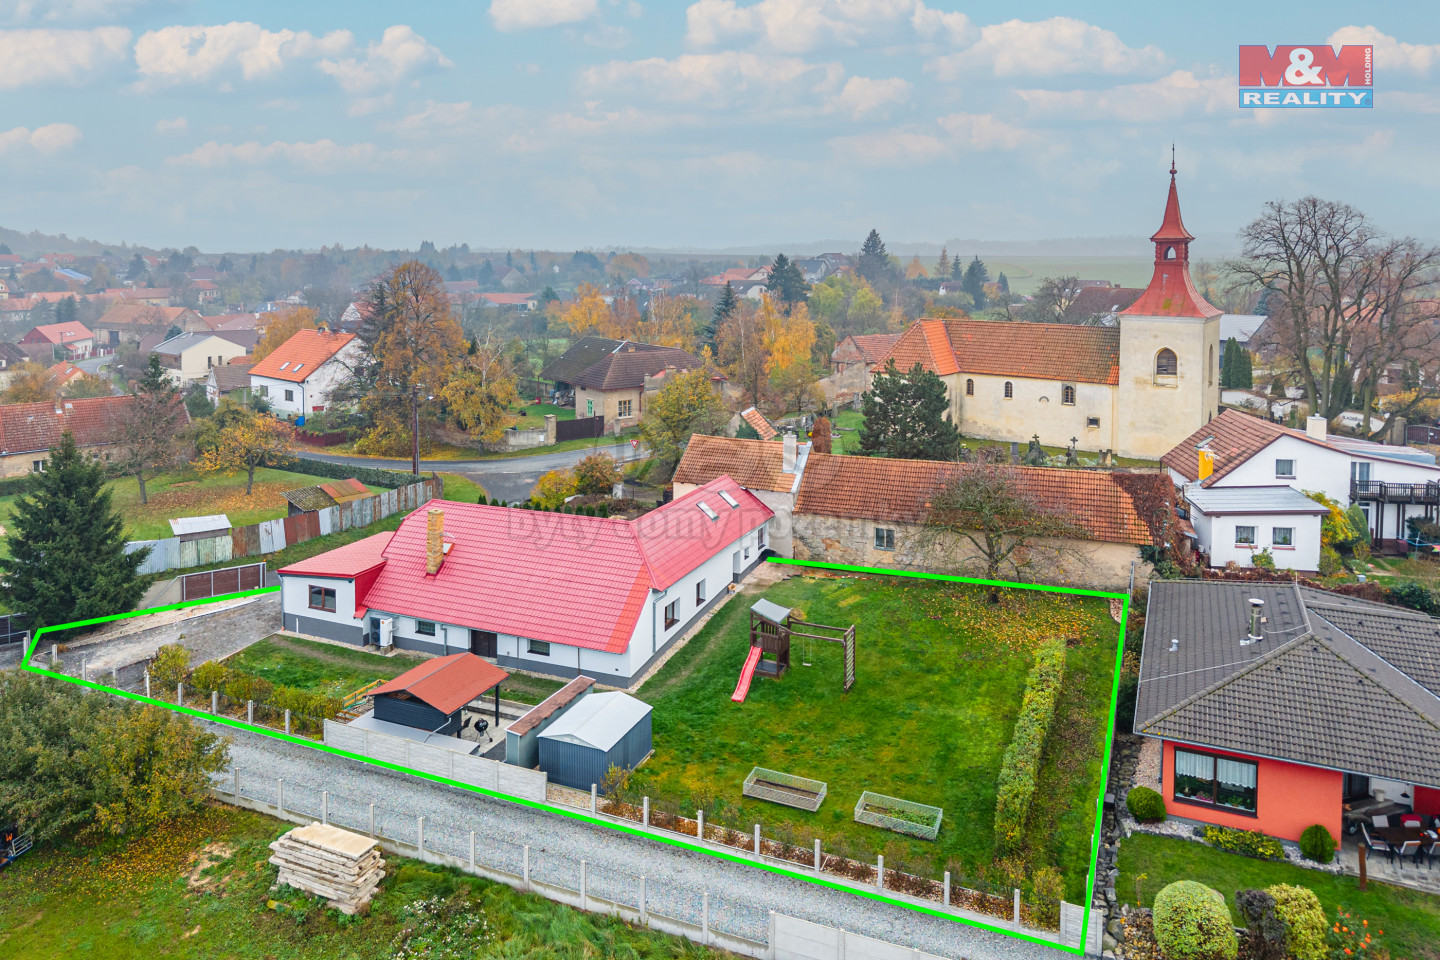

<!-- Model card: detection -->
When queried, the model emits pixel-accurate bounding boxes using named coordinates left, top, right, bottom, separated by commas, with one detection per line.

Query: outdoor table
left=1374, top=825, right=1437, bottom=864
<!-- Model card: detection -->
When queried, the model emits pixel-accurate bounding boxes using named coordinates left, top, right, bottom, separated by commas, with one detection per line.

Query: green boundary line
left=20, top=558, right=1128, bottom=956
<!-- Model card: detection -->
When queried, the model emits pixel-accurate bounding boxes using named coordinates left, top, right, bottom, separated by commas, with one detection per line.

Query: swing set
left=731, top=598, right=856, bottom=703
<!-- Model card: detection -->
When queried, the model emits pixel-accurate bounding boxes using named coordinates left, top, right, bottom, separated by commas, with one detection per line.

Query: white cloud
left=909, top=0, right=972, bottom=46
left=927, top=16, right=1167, bottom=79
left=582, top=50, right=843, bottom=107
left=0, top=122, right=82, bottom=154
left=489, top=0, right=598, bottom=32
left=166, top=138, right=389, bottom=171
left=317, top=25, right=450, bottom=94
left=0, top=26, right=128, bottom=89
left=1328, top=25, right=1439, bottom=76
left=830, top=75, right=910, bottom=119
left=829, top=111, right=1034, bottom=167
left=133, top=22, right=352, bottom=85
left=154, top=115, right=187, bottom=133
left=0, top=0, right=176, bottom=23
left=685, top=0, right=921, bottom=53
left=1017, top=70, right=1232, bottom=123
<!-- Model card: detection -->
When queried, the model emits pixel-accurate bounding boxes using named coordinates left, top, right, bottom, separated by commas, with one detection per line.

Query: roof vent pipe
left=1245, top=598, right=1264, bottom=643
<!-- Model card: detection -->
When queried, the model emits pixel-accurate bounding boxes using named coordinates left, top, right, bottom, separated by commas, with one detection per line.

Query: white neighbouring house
left=277, top=476, right=774, bottom=685
left=247, top=328, right=360, bottom=419
left=152, top=331, right=250, bottom=386
left=1164, top=408, right=1440, bottom=570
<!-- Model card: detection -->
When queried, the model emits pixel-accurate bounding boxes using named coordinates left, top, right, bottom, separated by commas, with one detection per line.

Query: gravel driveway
left=217, top=727, right=1068, bottom=960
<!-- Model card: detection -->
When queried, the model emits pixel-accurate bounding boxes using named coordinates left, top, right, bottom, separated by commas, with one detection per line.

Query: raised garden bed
left=742, top=766, right=828, bottom=812
left=853, top=790, right=943, bottom=841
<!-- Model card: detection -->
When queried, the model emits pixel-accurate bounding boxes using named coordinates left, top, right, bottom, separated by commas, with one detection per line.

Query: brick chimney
left=425, top=507, right=444, bottom=575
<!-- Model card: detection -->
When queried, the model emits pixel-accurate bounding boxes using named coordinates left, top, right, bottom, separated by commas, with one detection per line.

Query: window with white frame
left=1235, top=525, right=1256, bottom=545
left=1272, top=527, right=1294, bottom=547
left=1275, top=458, right=1295, bottom=478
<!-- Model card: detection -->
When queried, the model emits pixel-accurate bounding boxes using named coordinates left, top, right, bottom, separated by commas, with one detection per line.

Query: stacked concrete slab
left=268, top=823, right=386, bottom=914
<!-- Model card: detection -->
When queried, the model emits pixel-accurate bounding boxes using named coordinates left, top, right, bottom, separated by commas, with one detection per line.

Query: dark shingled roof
left=570, top=345, right=702, bottom=391
left=1135, top=580, right=1440, bottom=786
left=539, top=336, right=630, bottom=384
left=283, top=485, right=340, bottom=512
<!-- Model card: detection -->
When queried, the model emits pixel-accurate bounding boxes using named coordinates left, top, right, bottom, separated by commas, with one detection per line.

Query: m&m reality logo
left=1238, top=45, right=1373, bottom=108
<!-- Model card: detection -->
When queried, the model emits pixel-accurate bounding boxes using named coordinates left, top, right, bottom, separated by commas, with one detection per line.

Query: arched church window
left=1003, top=381, right=1014, bottom=399
left=1155, top=348, right=1178, bottom=377
left=965, top=378, right=974, bottom=396
left=1062, top=384, right=1076, bottom=405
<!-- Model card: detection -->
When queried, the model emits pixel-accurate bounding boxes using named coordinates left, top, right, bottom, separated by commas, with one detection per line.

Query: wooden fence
left=181, top=562, right=266, bottom=601
left=127, top=476, right=442, bottom=575
left=556, top=415, right=605, bottom=442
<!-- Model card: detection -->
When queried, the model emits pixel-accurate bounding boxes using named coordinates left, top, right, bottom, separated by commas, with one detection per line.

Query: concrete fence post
left=417, top=816, right=425, bottom=854
left=814, top=838, right=822, bottom=872
left=232, top=767, right=239, bottom=799
left=321, top=791, right=328, bottom=825
left=177, top=682, right=183, bottom=706
left=469, top=831, right=475, bottom=871
left=639, top=876, right=647, bottom=925
left=1013, top=888, right=1020, bottom=924
left=523, top=844, right=531, bottom=890
left=643, top=796, right=650, bottom=828
left=697, top=809, right=705, bottom=843
left=211, top=690, right=219, bottom=714
left=277, top=779, right=284, bottom=813
left=943, top=871, right=951, bottom=907
left=839, top=929, right=847, bottom=960
left=284, top=709, right=291, bottom=736
left=590, top=784, right=597, bottom=815
left=247, top=700, right=254, bottom=724
left=80, top=657, right=87, bottom=682
left=112, top=666, right=118, bottom=685
left=580, top=859, right=588, bottom=911
left=768, top=912, right=778, bottom=959
left=702, top=890, right=710, bottom=945
left=877, top=855, right=885, bottom=890
left=753, top=823, right=761, bottom=857
left=50, top=643, right=57, bottom=665
left=144, top=671, right=150, bottom=697
left=369, top=804, right=375, bottom=837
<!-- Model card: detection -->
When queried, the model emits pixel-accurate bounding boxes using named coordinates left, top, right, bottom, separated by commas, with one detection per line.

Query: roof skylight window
left=719, top=490, right=739, bottom=508
left=698, top=501, right=719, bottom=521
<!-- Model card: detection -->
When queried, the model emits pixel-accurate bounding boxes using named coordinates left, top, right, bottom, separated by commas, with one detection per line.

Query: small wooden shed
left=368, top=653, right=508, bottom=736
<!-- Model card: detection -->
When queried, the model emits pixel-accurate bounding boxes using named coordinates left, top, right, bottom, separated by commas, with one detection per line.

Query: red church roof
left=1120, top=162, right=1221, bottom=320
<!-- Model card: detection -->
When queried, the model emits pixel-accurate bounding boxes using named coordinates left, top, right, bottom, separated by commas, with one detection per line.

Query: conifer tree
left=767, top=253, right=809, bottom=311
left=962, top=256, right=990, bottom=310
left=858, top=360, right=961, bottom=460
left=857, top=229, right=894, bottom=287
left=936, top=247, right=951, bottom=281
left=0, top=433, right=148, bottom=631
left=950, top=254, right=964, bottom=281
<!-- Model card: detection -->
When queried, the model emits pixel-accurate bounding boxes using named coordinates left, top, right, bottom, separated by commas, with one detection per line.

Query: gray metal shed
left=537, top=691, right=653, bottom=790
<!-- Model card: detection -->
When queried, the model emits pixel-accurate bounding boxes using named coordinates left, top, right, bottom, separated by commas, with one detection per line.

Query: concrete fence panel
left=322, top=719, right=368, bottom=754
left=408, top=742, right=457, bottom=779
left=497, top=763, right=547, bottom=802
left=774, top=916, right=952, bottom=960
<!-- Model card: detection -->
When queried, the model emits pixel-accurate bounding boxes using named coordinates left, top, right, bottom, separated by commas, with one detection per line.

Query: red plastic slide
left=731, top=645, right=763, bottom=703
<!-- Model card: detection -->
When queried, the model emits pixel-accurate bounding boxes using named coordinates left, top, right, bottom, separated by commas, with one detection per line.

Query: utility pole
left=411, top=381, right=421, bottom=476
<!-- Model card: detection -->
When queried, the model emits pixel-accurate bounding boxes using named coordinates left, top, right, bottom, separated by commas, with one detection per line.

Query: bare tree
left=1021, top=275, right=1082, bottom=323
left=1230, top=197, right=1440, bottom=437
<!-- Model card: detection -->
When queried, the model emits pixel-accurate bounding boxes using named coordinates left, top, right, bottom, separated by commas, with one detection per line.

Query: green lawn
left=511, top=401, right=575, bottom=422
left=1366, top=555, right=1440, bottom=581
left=1117, top=832, right=1440, bottom=960
left=631, top=575, right=1118, bottom=901
left=830, top=408, right=864, bottom=454
left=224, top=635, right=427, bottom=699
left=436, top=471, right=487, bottom=503
left=0, top=805, right=724, bottom=960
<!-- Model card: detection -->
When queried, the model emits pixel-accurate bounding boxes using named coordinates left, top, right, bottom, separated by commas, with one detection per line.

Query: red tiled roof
left=370, top=653, right=510, bottom=716
left=480, top=292, right=536, bottom=306
left=874, top=318, right=1120, bottom=385
left=351, top=476, right=772, bottom=654
left=48, top=360, right=83, bottom=385
left=278, top=530, right=393, bottom=577
left=0, top=395, right=133, bottom=455
left=319, top=478, right=369, bottom=502
left=1119, top=171, right=1222, bottom=320
left=21, top=321, right=92, bottom=345
left=1160, top=408, right=1345, bottom=488
left=846, top=333, right=901, bottom=364
left=248, top=329, right=356, bottom=383
left=674, top=434, right=797, bottom=492
left=794, top=453, right=1157, bottom=545
left=739, top=406, right=777, bottom=441
left=97, top=303, right=196, bottom=328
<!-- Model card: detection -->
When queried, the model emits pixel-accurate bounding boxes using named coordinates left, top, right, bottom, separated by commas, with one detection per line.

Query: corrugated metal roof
left=169, top=514, right=231, bottom=536
left=509, top=676, right=596, bottom=737
left=538, top=691, right=652, bottom=751
left=1183, top=484, right=1329, bottom=516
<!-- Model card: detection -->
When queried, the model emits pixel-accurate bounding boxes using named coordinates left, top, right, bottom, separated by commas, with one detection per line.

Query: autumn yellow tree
left=1, top=362, right=60, bottom=404
left=253, top=307, right=319, bottom=362
left=639, top=366, right=727, bottom=476
left=641, top=292, right=699, bottom=349
left=197, top=409, right=295, bottom=495
left=442, top=338, right=520, bottom=447
left=717, top=298, right=765, bottom=406
left=557, top=283, right=612, bottom=338
left=606, top=252, right=650, bottom=281
left=63, top=372, right=114, bottom=398
left=531, top=468, right=578, bottom=508
left=905, top=256, right=929, bottom=280
left=762, top=296, right=817, bottom=377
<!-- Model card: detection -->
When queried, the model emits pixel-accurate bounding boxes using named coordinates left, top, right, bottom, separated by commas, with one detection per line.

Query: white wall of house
left=279, top=574, right=362, bottom=638
left=162, top=338, right=249, bottom=386
left=1190, top=509, right=1323, bottom=572
left=251, top=342, right=361, bottom=418
left=953, top=373, right=1118, bottom=454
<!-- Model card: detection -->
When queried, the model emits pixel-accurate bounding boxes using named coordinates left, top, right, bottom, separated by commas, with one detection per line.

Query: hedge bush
left=1267, top=884, right=1326, bottom=960
left=277, top=455, right=416, bottom=490
left=1126, top=786, right=1167, bottom=823
left=189, top=660, right=231, bottom=696
left=150, top=643, right=190, bottom=692
left=1202, top=825, right=1284, bottom=861
left=993, top=637, right=1067, bottom=855
left=1298, top=824, right=1335, bottom=864
left=1152, top=880, right=1237, bottom=960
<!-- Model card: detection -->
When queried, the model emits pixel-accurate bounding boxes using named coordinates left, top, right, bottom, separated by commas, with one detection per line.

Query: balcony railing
left=1351, top=479, right=1440, bottom=504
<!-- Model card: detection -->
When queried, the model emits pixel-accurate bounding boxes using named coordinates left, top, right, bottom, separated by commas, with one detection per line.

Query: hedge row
left=993, top=637, right=1067, bottom=855
left=0, top=474, right=36, bottom=498
left=1202, top=824, right=1284, bottom=861
left=186, top=654, right=343, bottom=720
left=276, top=455, right=419, bottom=490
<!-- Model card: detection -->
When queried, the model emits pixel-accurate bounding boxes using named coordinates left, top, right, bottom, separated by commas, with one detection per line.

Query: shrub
left=189, top=660, right=231, bottom=696
left=1250, top=548, right=1276, bottom=572
left=993, top=637, right=1067, bottom=855
left=1326, top=908, right=1385, bottom=959
left=1202, top=825, right=1284, bottom=861
left=1235, top=888, right=1285, bottom=960
left=1298, top=823, right=1335, bottom=864
left=1029, top=865, right=1064, bottom=929
left=1386, top=579, right=1440, bottom=616
left=149, top=643, right=190, bottom=692
left=1267, top=884, right=1326, bottom=960
left=223, top=671, right=273, bottom=704
left=1126, top=786, right=1167, bottom=823
left=1317, top=545, right=1344, bottom=578
left=1152, top=880, right=1237, bottom=960
left=572, top=452, right=622, bottom=495
left=531, top=468, right=577, bottom=509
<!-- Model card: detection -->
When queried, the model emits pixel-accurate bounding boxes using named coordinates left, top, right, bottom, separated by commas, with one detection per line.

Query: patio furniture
left=1422, top=833, right=1440, bottom=869
left=1362, top=823, right=1393, bottom=862
left=1402, top=814, right=1424, bottom=828
left=1396, top=839, right=1422, bottom=868
left=1373, top=814, right=1390, bottom=828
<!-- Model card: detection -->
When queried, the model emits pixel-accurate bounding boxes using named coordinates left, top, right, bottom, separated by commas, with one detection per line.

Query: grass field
left=1117, top=832, right=1440, bottom=960
left=914, top=256, right=1155, bottom=296
left=0, top=804, right=724, bottom=960
left=631, top=575, right=1118, bottom=902
left=1365, top=555, right=1440, bottom=582
left=512, top=401, right=575, bottom=422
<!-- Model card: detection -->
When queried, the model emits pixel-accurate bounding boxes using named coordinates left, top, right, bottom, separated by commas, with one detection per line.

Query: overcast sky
left=1, top=1, right=1436, bottom=254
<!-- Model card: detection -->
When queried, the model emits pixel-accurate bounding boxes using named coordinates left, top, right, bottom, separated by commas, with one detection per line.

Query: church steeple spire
left=1120, top=156, right=1219, bottom=319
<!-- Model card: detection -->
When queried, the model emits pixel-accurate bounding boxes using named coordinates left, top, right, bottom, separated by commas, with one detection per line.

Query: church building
left=873, top=165, right=1221, bottom=461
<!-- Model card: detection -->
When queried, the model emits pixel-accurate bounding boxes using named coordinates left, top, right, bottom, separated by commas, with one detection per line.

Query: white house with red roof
left=248, top=329, right=360, bottom=418
left=19, top=320, right=94, bottom=360
left=278, top=476, right=774, bottom=684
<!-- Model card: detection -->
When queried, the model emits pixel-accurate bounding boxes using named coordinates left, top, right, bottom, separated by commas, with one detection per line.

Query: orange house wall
left=1162, top=741, right=1343, bottom=844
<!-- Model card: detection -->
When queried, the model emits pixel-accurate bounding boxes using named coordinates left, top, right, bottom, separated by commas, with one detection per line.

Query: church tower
left=1115, top=158, right=1222, bottom=460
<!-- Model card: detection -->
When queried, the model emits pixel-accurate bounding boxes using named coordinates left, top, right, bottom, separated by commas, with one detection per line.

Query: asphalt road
left=296, top=441, right=648, bottom=503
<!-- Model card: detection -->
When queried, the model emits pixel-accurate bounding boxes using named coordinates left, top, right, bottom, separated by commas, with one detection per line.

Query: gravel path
left=217, top=727, right=1068, bottom=960
left=40, top=595, right=280, bottom=673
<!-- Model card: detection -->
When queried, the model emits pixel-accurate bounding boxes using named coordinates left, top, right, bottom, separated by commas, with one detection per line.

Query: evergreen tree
left=858, top=360, right=962, bottom=460
left=126, top=253, right=146, bottom=280
left=56, top=296, right=77, bottom=324
left=767, top=253, right=809, bottom=311
left=962, top=256, right=990, bottom=310
left=1221, top=337, right=1255, bottom=390
left=216, top=254, right=233, bottom=273
left=950, top=254, right=964, bottom=281
left=704, top=281, right=738, bottom=355
left=857, top=229, right=894, bottom=287
left=997, top=273, right=1010, bottom=298
left=539, top=285, right=560, bottom=305
left=0, top=243, right=10, bottom=255
left=936, top=247, right=951, bottom=281
left=0, top=433, right=148, bottom=631
left=735, top=419, right=762, bottom=440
